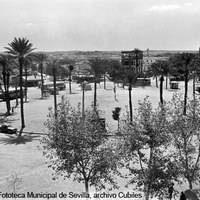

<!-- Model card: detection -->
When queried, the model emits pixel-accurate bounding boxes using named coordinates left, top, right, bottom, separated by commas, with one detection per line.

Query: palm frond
left=5, top=37, right=36, bottom=58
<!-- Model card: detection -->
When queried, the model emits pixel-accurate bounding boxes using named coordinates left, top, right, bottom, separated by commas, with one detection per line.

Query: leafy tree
left=42, top=98, right=118, bottom=195
left=5, top=37, right=35, bottom=134
left=0, top=54, right=15, bottom=114
left=118, top=97, right=178, bottom=200
left=112, top=107, right=121, bottom=131
left=89, top=57, right=106, bottom=110
left=34, top=53, right=48, bottom=99
left=169, top=53, right=195, bottom=115
left=167, top=94, right=200, bottom=189
left=151, top=60, right=170, bottom=104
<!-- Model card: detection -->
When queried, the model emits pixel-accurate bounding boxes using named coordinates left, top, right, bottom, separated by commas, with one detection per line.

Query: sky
left=0, top=0, right=200, bottom=51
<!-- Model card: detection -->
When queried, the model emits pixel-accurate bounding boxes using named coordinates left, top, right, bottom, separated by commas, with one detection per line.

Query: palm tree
left=190, top=54, right=200, bottom=101
left=0, top=54, right=15, bottom=115
left=5, top=37, right=35, bottom=134
left=169, top=53, right=195, bottom=115
left=23, top=55, right=33, bottom=102
left=122, top=48, right=142, bottom=122
left=151, top=60, right=170, bottom=104
left=107, top=59, right=123, bottom=101
left=89, top=57, right=105, bottom=111
left=34, top=53, right=48, bottom=99
left=125, top=69, right=138, bottom=122
left=46, top=58, right=61, bottom=117
left=59, top=57, right=74, bottom=94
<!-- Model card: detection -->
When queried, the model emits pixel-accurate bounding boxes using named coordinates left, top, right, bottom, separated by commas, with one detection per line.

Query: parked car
left=0, top=125, right=17, bottom=134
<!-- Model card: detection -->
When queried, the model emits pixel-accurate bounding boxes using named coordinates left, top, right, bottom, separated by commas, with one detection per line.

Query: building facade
left=121, top=50, right=143, bottom=74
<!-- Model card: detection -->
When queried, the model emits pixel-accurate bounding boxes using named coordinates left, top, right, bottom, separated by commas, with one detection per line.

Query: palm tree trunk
left=6, top=73, right=11, bottom=115
left=94, top=76, right=97, bottom=111
left=129, top=84, right=133, bottom=122
left=2, top=70, right=10, bottom=114
left=25, top=68, right=28, bottom=102
left=19, top=58, right=25, bottom=135
left=41, top=63, right=44, bottom=99
left=82, top=82, right=85, bottom=116
left=69, top=71, right=72, bottom=94
left=104, top=74, right=106, bottom=89
left=160, top=75, right=164, bottom=104
left=183, top=71, right=188, bottom=115
left=193, top=72, right=196, bottom=101
left=53, top=67, right=57, bottom=118
left=15, top=85, right=18, bottom=107
left=166, top=75, right=168, bottom=89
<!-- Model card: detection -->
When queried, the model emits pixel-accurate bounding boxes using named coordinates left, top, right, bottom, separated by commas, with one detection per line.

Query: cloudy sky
left=0, top=0, right=200, bottom=51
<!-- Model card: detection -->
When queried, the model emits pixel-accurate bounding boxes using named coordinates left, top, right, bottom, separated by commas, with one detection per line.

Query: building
left=121, top=50, right=143, bottom=74
left=121, top=50, right=151, bottom=86
left=22, top=75, right=42, bottom=87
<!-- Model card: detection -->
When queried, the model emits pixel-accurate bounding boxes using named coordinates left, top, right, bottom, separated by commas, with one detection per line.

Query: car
left=0, top=125, right=17, bottom=134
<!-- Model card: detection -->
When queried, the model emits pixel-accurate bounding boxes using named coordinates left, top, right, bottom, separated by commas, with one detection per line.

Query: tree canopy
left=42, top=98, right=118, bottom=194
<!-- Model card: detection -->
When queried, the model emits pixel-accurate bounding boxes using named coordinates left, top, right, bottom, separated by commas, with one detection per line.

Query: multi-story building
left=121, top=50, right=143, bottom=74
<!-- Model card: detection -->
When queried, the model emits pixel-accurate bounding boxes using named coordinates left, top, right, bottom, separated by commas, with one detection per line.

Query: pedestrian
left=168, top=183, right=175, bottom=200
left=180, top=192, right=186, bottom=200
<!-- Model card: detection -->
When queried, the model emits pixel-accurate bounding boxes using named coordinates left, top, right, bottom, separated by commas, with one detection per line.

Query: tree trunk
left=104, top=74, right=106, bottom=89
left=2, top=70, right=7, bottom=92
left=117, top=119, right=119, bottom=131
left=53, top=67, right=57, bottom=118
left=188, top=179, right=193, bottom=189
left=156, top=76, right=158, bottom=87
left=160, top=75, right=164, bottom=104
left=114, top=82, right=117, bottom=101
left=3, top=70, right=10, bottom=115
left=183, top=71, right=188, bottom=115
left=129, top=84, right=133, bottom=122
left=94, top=76, right=97, bottom=111
left=15, top=86, right=18, bottom=107
left=19, top=58, right=25, bottom=136
left=82, top=83, right=85, bottom=116
left=41, top=63, right=44, bottom=99
left=145, top=147, right=154, bottom=200
left=69, top=71, right=72, bottom=94
left=84, top=179, right=89, bottom=200
left=25, top=68, right=28, bottom=102
left=6, top=73, right=11, bottom=115
left=193, top=73, right=196, bottom=101
left=166, top=75, right=168, bottom=89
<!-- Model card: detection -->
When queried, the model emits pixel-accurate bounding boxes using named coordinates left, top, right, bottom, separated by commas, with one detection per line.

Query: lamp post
left=82, top=80, right=87, bottom=117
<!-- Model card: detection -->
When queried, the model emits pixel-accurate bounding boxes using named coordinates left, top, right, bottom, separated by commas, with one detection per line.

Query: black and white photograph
left=0, top=0, right=200, bottom=199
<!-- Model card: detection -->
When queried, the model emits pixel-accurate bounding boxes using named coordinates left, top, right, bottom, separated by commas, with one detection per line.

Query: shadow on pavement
left=0, top=113, right=18, bottom=124
left=0, top=134, right=41, bottom=145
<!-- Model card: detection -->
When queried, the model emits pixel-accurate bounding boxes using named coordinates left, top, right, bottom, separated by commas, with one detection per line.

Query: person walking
left=168, top=183, right=175, bottom=200
left=180, top=192, right=187, bottom=200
